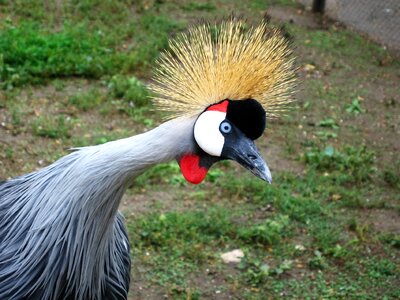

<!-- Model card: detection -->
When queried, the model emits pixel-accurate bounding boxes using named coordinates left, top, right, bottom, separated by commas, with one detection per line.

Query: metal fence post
left=312, top=0, right=326, bottom=13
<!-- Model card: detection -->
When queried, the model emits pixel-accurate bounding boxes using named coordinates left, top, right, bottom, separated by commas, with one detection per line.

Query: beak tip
left=262, top=166, right=272, bottom=184
left=264, top=173, right=272, bottom=184
left=254, top=165, right=272, bottom=183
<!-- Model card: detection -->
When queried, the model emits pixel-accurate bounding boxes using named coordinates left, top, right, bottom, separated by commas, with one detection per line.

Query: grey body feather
left=0, top=117, right=196, bottom=300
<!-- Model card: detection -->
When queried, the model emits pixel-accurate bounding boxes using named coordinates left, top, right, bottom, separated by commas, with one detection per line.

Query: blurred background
left=0, top=1, right=399, bottom=299
left=300, top=0, right=400, bottom=51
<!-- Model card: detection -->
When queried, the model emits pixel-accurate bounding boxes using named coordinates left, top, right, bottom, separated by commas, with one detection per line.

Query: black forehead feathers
left=226, top=99, right=266, bottom=140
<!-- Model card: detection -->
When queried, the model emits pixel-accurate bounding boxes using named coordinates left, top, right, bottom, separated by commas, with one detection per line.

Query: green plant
left=238, top=215, right=289, bottom=246
left=345, top=98, right=364, bottom=115
left=123, top=14, right=183, bottom=73
left=240, top=257, right=293, bottom=287
left=0, top=21, right=123, bottom=89
left=301, top=27, right=390, bottom=67
left=379, top=233, right=400, bottom=249
left=318, top=118, right=339, bottom=129
left=32, top=115, right=72, bottom=139
left=183, top=1, right=216, bottom=11
left=308, top=250, right=327, bottom=270
left=382, top=164, right=400, bottom=188
left=239, top=258, right=271, bottom=287
left=69, top=88, right=105, bottom=111
left=108, top=75, right=150, bottom=108
left=304, top=145, right=375, bottom=182
left=10, top=106, right=22, bottom=126
left=5, top=147, right=14, bottom=159
left=367, top=259, right=398, bottom=278
left=315, top=130, right=338, bottom=141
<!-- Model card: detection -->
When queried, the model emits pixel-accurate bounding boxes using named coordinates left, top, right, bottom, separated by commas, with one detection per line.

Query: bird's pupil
left=220, top=121, right=232, bottom=133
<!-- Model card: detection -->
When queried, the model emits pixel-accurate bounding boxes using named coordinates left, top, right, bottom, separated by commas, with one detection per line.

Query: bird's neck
left=62, top=115, right=197, bottom=238
left=91, top=115, right=197, bottom=182
left=61, top=116, right=197, bottom=296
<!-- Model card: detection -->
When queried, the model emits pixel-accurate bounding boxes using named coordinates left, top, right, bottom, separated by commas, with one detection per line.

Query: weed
left=348, top=219, right=372, bottom=243
left=108, top=75, right=150, bottom=108
left=10, top=106, right=22, bottom=126
left=315, top=130, right=337, bottom=141
left=367, top=259, right=398, bottom=278
left=379, top=233, right=400, bottom=249
left=318, top=118, right=339, bottom=129
left=250, top=0, right=298, bottom=10
left=302, top=27, right=391, bottom=68
left=274, top=0, right=298, bottom=6
left=308, top=250, right=327, bottom=270
left=238, top=215, right=289, bottom=246
left=69, top=88, right=105, bottom=111
left=122, top=14, right=184, bottom=74
left=183, top=2, right=216, bottom=11
left=382, top=164, right=400, bottom=189
left=240, top=256, right=294, bottom=287
left=345, top=97, right=364, bottom=115
left=304, top=145, right=375, bottom=183
left=0, top=21, right=122, bottom=89
left=32, top=115, right=72, bottom=139
left=52, top=79, right=65, bottom=91
left=134, top=162, right=182, bottom=188
left=310, top=216, right=342, bottom=251
left=239, top=258, right=271, bottom=287
left=5, top=147, right=13, bottom=159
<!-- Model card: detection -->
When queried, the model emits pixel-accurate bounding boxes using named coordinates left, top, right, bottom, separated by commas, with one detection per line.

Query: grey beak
left=222, top=135, right=272, bottom=184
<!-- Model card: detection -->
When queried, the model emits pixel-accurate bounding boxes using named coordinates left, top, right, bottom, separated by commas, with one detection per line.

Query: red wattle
left=179, top=154, right=208, bottom=184
left=207, top=100, right=229, bottom=113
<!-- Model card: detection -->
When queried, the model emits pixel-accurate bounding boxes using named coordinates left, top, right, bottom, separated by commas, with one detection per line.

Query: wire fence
left=299, top=0, right=400, bottom=51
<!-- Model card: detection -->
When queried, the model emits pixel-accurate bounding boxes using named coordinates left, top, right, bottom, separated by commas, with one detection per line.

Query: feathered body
left=0, top=117, right=196, bottom=299
left=0, top=20, right=295, bottom=299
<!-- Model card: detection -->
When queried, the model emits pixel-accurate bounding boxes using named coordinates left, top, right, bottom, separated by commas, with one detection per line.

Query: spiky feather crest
left=150, top=20, right=296, bottom=119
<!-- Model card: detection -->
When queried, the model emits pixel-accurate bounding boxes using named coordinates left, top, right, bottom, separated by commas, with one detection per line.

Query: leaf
left=260, top=264, right=270, bottom=275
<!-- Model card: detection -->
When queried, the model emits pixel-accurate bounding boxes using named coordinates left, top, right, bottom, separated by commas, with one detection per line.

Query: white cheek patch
left=194, top=111, right=226, bottom=157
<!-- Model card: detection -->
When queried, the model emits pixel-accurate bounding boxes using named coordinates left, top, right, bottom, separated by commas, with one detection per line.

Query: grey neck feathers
left=0, top=116, right=196, bottom=299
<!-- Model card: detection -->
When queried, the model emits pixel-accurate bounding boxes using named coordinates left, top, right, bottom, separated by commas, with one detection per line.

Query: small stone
left=220, top=249, right=244, bottom=264
left=303, top=63, right=316, bottom=72
left=295, top=244, right=306, bottom=251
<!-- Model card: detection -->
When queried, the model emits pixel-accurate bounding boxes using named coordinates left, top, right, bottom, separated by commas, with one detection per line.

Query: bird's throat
left=178, top=154, right=208, bottom=184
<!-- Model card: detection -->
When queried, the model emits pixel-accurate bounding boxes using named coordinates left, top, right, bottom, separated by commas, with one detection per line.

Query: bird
left=0, top=20, right=295, bottom=300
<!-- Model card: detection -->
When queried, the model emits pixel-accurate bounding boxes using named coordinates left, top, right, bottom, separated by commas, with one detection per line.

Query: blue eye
left=220, top=121, right=232, bottom=134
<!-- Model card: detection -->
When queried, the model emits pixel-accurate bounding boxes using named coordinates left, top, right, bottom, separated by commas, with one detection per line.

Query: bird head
left=150, top=20, right=296, bottom=184
left=178, top=98, right=270, bottom=184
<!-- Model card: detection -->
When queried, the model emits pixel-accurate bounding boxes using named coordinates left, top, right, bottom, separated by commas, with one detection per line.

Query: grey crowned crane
left=0, top=20, right=295, bottom=299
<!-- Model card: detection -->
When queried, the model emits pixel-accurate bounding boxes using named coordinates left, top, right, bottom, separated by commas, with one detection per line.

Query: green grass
left=183, top=1, right=216, bottom=11
left=301, top=27, right=389, bottom=66
left=32, top=115, right=73, bottom=139
left=127, top=168, right=399, bottom=298
left=69, top=87, right=106, bottom=111
left=303, top=144, right=376, bottom=183
left=107, top=75, right=150, bottom=108
left=121, top=14, right=184, bottom=75
left=0, top=11, right=183, bottom=89
left=0, top=22, right=122, bottom=89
